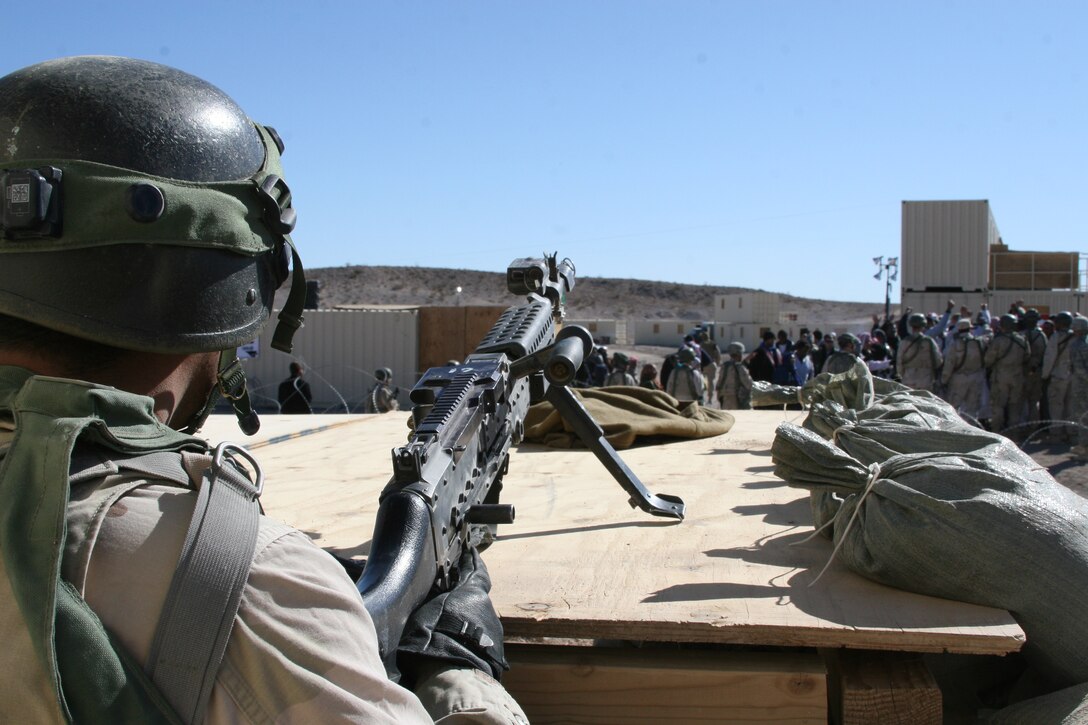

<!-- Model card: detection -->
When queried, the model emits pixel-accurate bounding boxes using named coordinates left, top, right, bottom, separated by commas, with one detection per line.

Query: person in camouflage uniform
left=716, top=342, right=753, bottom=410
left=941, top=318, right=988, bottom=422
left=984, top=314, right=1029, bottom=437
left=1043, top=311, right=1077, bottom=443
left=365, top=367, right=401, bottom=414
left=1069, top=317, right=1088, bottom=459
left=666, top=347, right=704, bottom=403
left=604, top=351, right=638, bottom=386
left=696, top=331, right=722, bottom=404
left=1020, top=309, right=1048, bottom=426
left=821, top=333, right=862, bottom=375
left=897, top=314, right=943, bottom=392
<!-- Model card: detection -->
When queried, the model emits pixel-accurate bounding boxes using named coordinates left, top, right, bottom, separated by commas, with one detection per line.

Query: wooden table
left=200, top=410, right=1024, bottom=724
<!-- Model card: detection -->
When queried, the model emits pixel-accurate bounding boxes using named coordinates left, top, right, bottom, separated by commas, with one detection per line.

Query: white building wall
left=712, top=292, right=781, bottom=323
left=567, top=319, right=620, bottom=345
left=628, top=319, right=697, bottom=346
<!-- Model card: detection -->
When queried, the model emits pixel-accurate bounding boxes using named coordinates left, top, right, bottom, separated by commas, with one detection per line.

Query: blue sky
left=7, top=1, right=1085, bottom=302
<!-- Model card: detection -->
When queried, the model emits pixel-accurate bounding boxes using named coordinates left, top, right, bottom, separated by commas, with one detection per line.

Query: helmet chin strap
left=182, top=350, right=261, bottom=435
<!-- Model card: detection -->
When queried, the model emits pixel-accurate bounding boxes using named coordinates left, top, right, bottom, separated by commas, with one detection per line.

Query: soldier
left=1021, top=309, right=1048, bottom=426
left=1042, top=311, right=1076, bottom=443
left=365, top=367, right=401, bottom=413
left=941, top=318, right=988, bottom=422
left=897, top=314, right=943, bottom=392
left=696, top=331, right=722, bottom=401
left=1069, top=317, right=1088, bottom=459
left=717, top=342, right=753, bottom=410
left=822, top=333, right=862, bottom=375
left=0, top=57, right=523, bottom=724
left=666, top=347, right=705, bottom=403
left=984, top=314, right=1029, bottom=437
left=604, top=351, right=637, bottom=386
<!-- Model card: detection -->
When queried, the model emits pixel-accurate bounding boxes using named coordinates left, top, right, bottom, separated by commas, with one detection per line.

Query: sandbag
left=772, top=366, right=1088, bottom=689
left=986, top=682, right=1088, bottom=724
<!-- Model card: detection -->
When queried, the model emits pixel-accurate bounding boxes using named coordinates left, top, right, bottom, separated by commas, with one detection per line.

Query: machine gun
left=357, top=253, right=685, bottom=676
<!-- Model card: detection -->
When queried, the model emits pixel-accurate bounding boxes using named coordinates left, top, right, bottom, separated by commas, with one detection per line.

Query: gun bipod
left=544, top=385, right=686, bottom=520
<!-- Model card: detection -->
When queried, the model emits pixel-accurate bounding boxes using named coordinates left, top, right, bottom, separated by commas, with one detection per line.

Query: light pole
left=873, top=256, right=898, bottom=322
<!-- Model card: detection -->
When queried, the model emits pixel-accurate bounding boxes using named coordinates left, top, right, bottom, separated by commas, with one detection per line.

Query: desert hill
left=305, top=265, right=887, bottom=330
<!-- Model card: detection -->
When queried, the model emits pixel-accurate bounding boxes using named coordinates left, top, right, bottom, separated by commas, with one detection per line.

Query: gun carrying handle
left=357, top=491, right=439, bottom=680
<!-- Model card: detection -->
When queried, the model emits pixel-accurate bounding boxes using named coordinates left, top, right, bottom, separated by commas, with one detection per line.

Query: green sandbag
left=772, top=367, right=1088, bottom=690
left=986, top=682, right=1088, bottom=724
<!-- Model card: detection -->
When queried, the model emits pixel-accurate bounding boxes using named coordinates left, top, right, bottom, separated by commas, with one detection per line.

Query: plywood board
left=200, top=409, right=1024, bottom=656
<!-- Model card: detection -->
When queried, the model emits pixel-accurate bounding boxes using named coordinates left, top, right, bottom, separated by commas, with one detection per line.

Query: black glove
left=396, top=545, right=509, bottom=684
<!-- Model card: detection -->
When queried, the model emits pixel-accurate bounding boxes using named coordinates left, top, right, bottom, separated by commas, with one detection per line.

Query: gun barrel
left=545, top=325, right=592, bottom=386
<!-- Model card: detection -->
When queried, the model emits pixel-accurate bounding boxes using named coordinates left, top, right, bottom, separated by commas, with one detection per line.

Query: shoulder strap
left=900, top=336, right=922, bottom=365
left=1, top=371, right=258, bottom=725
left=0, top=372, right=203, bottom=723
left=146, top=443, right=262, bottom=725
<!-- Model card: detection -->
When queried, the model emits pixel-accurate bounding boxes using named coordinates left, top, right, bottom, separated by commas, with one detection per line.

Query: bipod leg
left=544, top=385, right=685, bottom=520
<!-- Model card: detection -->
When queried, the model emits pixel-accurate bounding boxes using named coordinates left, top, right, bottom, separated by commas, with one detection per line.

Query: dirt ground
left=1020, top=440, right=1088, bottom=499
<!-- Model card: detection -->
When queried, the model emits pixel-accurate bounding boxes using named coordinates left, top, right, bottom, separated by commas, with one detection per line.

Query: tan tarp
left=523, top=386, right=734, bottom=450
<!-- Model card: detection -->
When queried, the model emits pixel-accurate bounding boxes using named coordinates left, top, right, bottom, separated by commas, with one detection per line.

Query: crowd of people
left=577, top=300, right=1088, bottom=456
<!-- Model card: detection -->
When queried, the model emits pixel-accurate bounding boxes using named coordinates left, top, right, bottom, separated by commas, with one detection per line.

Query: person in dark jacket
left=278, top=362, right=313, bottom=414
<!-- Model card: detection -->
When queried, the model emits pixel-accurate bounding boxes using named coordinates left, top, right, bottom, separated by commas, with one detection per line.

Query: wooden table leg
left=824, top=649, right=942, bottom=725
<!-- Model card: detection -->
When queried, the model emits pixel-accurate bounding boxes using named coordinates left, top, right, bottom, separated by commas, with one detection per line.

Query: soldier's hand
left=397, top=546, right=508, bottom=684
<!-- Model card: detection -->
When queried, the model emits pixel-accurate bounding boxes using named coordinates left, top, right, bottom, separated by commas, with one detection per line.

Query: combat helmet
left=0, top=56, right=307, bottom=432
left=907, top=313, right=926, bottom=329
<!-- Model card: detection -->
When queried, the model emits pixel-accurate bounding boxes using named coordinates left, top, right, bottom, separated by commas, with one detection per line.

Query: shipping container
left=901, top=200, right=997, bottom=292
left=240, top=308, right=419, bottom=413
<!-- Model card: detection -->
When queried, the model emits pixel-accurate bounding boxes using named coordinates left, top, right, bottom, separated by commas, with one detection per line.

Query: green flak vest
left=0, top=366, right=207, bottom=723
